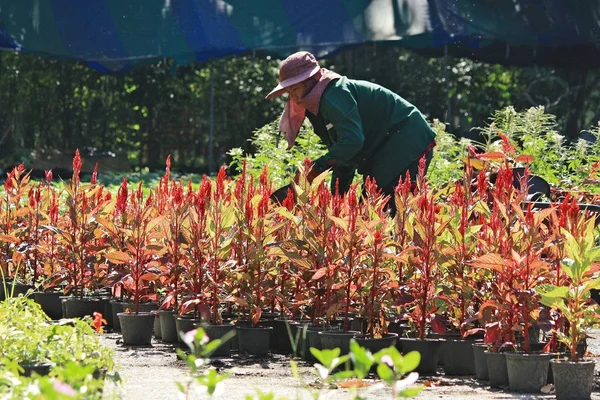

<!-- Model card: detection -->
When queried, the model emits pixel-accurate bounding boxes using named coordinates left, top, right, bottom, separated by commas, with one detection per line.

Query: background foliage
left=0, top=44, right=598, bottom=173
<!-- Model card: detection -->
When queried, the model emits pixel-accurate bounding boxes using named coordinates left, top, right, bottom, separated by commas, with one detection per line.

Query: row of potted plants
left=1, top=135, right=599, bottom=398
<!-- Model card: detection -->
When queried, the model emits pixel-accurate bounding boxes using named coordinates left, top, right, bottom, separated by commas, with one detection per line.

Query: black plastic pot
left=319, top=331, right=360, bottom=355
left=118, top=312, right=155, bottom=346
left=1, top=281, right=34, bottom=300
left=110, top=300, right=123, bottom=331
left=551, top=358, right=595, bottom=400
left=267, top=319, right=300, bottom=353
left=158, top=310, right=178, bottom=343
left=353, top=333, right=398, bottom=354
left=237, top=325, right=273, bottom=356
left=63, top=296, right=107, bottom=318
left=485, top=351, right=508, bottom=388
left=505, top=352, right=553, bottom=393
left=398, top=338, right=441, bottom=375
left=301, top=325, right=338, bottom=361
left=176, top=317, right=202, bottom=345
left=196, top=323, right=236, bottom=357
left=19, top=363, right=52, bottom=377
left=442, top=338, right=477, bottom=375
left=472, top=343, right=489, bottom=380
left=153, top=312, right=162, bottom=339
left=33, top=291, right=63, bottom=320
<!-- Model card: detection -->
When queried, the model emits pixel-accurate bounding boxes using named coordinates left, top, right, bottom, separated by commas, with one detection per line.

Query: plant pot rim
left=504, top=351, right=554, bottom=358
left=19, top=362, right=53, bottom=367
left=236, top=325, right=273, bottom=331
left=550, top=358, right=595, bottom=365
left=318, top=330, right=361, bottom=337
left=353, top=332, right=399, bottom=340
left=117, top=311, right=154, bottom=317
left=398, top=337, right=442, bottom=343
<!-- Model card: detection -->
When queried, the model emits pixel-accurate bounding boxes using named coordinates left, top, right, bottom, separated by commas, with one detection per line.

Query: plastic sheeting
left=0, top=0, right=598, bottom=72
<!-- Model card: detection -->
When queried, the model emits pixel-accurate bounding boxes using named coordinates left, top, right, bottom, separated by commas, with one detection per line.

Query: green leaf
left=398, top=386, right=424, bottom=398
left=332, top=370, right=355, bottom=380
left=377, top=363, right=394, bottom=384
left=310, top=347, right=340, bottom=367
left=349, top=339, right=374, bottom=379
left=399, top=351, right=421, bottom=374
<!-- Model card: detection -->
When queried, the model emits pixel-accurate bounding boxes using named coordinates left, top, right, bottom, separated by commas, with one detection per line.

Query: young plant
left=101, top=180, right=165, bottom=313
left=400, top=158, right=449, bottom=339
left=536, top=217, right=600, bottom=362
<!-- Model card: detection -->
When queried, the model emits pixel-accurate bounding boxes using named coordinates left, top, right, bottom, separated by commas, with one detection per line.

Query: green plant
left=536, top=217, right=600, bottom=362
left=176, top=327, right=235, bottom=399
left=310, top=341, right=423, bottom=399
left=228, top=121, right=328, bottom=189
left=0, top=296, right=52, bottom=366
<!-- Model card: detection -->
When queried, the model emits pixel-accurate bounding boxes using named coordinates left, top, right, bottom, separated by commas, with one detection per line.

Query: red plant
left=102, top=180, right=165, bottom=313
left=49, top=150, right=110, bottom=297
left=399, top=157, right=448, bottom=340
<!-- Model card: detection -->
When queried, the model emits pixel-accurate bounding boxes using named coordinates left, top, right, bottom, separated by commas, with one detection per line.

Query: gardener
left=266, top=51, right=436, bottom=215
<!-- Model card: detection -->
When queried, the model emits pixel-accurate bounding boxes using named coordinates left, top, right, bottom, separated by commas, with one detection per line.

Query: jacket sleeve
left=313, top=88, right=365, bottom=172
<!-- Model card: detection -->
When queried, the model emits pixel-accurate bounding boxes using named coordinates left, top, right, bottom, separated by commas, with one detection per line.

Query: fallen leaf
left=339, top=380, right=369, bottom=388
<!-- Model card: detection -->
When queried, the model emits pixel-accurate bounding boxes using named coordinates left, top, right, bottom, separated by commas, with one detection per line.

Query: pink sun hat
left=265, top=51, right=321, bottom=100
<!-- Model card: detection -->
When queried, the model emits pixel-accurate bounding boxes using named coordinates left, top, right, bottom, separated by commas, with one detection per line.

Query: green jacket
left=308, top=77, right=436, bottom=193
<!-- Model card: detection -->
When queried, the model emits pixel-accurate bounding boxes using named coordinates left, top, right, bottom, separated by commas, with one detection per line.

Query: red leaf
left=430, top=315, right=446, bottom=334
left=311, top=267, right=328, bottom=281
left=251, top=306, right=262, bottom=325
left=224, top=296, right=248, bottom=307
left=484, top=322, right=501, bottom=345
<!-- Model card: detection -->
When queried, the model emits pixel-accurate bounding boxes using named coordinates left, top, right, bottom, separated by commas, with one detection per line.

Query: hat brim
left=265, top=65, right=321, bottom=100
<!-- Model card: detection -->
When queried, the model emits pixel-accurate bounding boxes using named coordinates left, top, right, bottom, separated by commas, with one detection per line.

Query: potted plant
left=396, top=159, right=447, bottom=375
left=187, top=171, right=236, bottom=356
left=102, top=180, right=165, bottom=346
left=437, top=166, right=483, bottom=376
left=232, top=167, right=277, bottom=356
left=536, top=217, right=600, bottom=400
left=49, top=152, right=110, bottom=318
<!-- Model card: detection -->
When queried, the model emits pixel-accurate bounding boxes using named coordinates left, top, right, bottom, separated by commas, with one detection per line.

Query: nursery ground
left=100, top=329, right=600, bottom=400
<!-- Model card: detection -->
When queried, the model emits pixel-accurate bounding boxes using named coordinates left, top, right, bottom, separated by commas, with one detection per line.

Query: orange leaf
left=311, top=267, right=328, bottom=281
left=470, top=253, right=508, bottom=272
left=105, top=251, right=131, bottom=265
left=339, top=380, right=369, bottom=388
left=515, top=154, right=535, bottom=163
left=478, top=151, right=506, bottom=161
left=140, top=273, right=160, bottom=281
left=0, top=234, right=19, bottom=243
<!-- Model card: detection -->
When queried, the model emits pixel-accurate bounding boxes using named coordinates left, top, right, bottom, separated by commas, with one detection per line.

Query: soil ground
left=100, top=329, right=600, bottom=400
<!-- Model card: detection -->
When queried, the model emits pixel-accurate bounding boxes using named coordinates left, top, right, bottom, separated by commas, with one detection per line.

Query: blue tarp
left=0, top=0, right=599, bottom=72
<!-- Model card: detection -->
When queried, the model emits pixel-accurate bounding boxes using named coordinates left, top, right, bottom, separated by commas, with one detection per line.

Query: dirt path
left=101, top=331, right=600, bottom=400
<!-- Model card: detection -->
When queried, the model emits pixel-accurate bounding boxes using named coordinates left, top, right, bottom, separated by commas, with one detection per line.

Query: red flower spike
left=91, top=163, right=98, bottom=184
left=72, top=149, right=83, bottom=179
left=45, top=170, right=53, bottom=185
left=282, top=188, right=295, bottom=211
left=116, top=178, right=128, bottom=215
left=215, top=165, right=226, bottom=201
